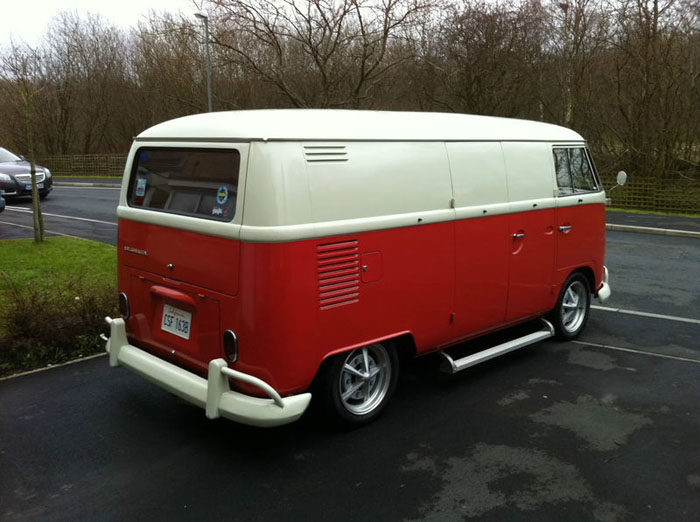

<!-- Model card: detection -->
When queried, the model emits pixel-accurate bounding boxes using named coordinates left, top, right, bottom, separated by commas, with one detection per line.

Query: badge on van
left=217, top=185, right=229, bottom=205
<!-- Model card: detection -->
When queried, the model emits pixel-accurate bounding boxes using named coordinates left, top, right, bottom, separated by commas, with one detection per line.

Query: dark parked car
left=0, top=147, right=53, bottom=199
left=0, top=193, right=5, bottom=213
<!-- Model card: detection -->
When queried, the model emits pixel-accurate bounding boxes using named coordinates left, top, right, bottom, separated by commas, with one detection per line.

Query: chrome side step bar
left=439, top=319, right=555, bottom=374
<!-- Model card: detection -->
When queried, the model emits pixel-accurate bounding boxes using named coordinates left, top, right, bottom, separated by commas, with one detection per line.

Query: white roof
left=137, top=109, right=584, bottom=142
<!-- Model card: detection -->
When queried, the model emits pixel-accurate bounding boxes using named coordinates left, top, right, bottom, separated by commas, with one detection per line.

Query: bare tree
left=204, top=0, right=430, bottom=108
left=0, top=43, right=45, bottom=242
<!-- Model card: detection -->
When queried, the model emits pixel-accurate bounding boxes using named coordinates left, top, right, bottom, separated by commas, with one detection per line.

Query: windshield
left=127, top=147, right=241, bottom=222
left=0, top=148, right=21, bottom=163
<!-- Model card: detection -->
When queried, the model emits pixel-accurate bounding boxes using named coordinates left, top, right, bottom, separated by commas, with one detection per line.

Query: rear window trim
left=126, top=146, right=241, bottom=223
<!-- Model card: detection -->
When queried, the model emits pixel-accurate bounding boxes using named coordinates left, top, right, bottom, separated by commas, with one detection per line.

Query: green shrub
left=0, top=273, right=118, bottom=376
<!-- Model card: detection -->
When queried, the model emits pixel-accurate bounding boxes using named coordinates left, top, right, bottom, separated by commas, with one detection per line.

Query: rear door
left=117, top=143, right=249, bottom=372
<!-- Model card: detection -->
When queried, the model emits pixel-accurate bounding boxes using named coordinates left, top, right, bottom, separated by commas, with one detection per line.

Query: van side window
left=553, top=147, right=598, bottom=195
left=127, top=148, right=240, bottom=221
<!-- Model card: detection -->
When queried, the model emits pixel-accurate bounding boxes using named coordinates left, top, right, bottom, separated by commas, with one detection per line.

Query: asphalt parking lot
left=0, top=181, right=119, bottom=245
left=0, top=183, right=699, bottom=521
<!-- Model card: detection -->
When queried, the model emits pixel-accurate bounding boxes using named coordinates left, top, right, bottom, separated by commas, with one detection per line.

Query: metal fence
left=36, top=154, right=127, bottom=178
left=36, top=153, right=700, bottom=215
left=601, top=175, right=700, bottom=215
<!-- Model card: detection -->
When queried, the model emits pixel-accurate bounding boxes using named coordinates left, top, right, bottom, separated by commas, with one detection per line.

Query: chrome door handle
left=559, top=225, right=573, bottom=233
left=513, top=232, right=526, bottom=239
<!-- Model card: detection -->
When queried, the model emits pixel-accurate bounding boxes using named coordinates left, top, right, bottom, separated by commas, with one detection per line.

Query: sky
left=0, top=0, right=203, bottom=47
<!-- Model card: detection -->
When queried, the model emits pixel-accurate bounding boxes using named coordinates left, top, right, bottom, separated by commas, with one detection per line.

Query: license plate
left=161, top=304, right=192, bottom=339
left=24, top=183, right=44, bottom=190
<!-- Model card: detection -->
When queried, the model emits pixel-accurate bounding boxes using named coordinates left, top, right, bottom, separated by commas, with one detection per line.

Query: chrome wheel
left=338, top=344, right=392, bottom=416
left=560, top=280, right=588, bottom=334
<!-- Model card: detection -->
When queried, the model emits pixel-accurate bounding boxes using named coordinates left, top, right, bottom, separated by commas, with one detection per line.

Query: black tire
left=317, top=342, right=399, bottom=427
left=549, top=272, right=591, bottom=341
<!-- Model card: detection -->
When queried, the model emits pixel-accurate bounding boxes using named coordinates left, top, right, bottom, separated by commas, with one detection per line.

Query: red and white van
left=105, top=110, right=611, bottom=427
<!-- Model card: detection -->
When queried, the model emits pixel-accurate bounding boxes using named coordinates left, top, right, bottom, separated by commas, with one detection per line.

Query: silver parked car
left=0, top=147, right=53, bottom=199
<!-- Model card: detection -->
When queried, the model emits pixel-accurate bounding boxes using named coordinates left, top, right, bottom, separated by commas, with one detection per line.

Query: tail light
left=223, top=330, right=239, bottom=363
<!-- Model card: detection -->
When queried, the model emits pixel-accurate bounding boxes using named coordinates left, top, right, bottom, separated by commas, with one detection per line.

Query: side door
left=448, top=142, right=510, bottom=335
left=502, top=142, right=557, bottom=321
left=553, top=146, right=606, bottom=279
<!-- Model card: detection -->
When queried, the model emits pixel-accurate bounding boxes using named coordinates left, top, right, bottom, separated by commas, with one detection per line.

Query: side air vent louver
left=317, top=240, right=360, bottom=310
left=304, top=144, right=348, bottom=163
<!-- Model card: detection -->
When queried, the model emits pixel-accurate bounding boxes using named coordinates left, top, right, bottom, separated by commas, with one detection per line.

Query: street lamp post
left=195, top=12, right=212, bottom=113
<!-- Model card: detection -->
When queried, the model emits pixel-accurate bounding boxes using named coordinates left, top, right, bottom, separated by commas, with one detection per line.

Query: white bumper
left=597, top=266, right=611, bottom=304
left=104, top=317, right=311, bottom=427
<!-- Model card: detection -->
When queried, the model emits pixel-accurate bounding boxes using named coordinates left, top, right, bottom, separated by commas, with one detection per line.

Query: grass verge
left=0, top=237, right=118, bottom=377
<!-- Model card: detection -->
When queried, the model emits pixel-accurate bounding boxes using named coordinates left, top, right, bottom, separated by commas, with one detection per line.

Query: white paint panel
left=239, top=209, right=455, bottom=243
left=242, top=142, right=312, bottom=226
left=447, top=142, right=508, bottom=208
left=137, top=109, right=584, bottom=142
left=502, top=142, right=556, bottom=203
left=556, top=190, right=606, bottom=207
left=306, top=142, right=452, bottom=222
left=117, top=206, right=242, bottom=239
left=454, top=202, right=511, bottom=220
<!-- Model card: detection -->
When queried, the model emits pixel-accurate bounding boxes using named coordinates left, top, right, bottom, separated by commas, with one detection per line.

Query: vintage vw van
left=104, top=110, right=611, bottom=427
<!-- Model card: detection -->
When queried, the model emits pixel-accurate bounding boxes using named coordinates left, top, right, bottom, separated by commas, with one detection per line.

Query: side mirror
left=606, top=170, right=628, bottom=205
left=616, top=171, right=627, bottom=186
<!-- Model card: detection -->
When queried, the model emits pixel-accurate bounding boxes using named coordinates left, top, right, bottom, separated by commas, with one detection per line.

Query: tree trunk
left=30, top=159, right=44, bottom=243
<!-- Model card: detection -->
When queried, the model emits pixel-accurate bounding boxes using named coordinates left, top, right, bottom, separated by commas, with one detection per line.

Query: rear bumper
left=597, top=265, right=611, bottom=303
left=104, top=317, right=311, bottom=427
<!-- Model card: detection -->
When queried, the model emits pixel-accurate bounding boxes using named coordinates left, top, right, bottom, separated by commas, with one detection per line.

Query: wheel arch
left=311, top=332, right=416, bottom=387
left=573, top=265, right=595, bottom=294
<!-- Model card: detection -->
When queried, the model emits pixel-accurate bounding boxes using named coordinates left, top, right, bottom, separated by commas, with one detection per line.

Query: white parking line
left=573, top=340, right=700, bottom=364
left=0, top=219, right=76, bottom=238
left=5, top=207, right=117, bottom=226
left=53, top=186, right=121, bottom=190
left=592, top=305, right=700, bottom=325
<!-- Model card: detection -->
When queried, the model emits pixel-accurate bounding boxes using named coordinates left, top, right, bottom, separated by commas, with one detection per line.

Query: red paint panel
left=556, top=202, right=605, bottom=287
left=122, top=269, right=226, bottom=375
left=117, top=205, right=604, bottom=397
left=360, top=251, right=383, bottom=283
left=118, top=220, right=240, bottom=297
left=453, top=214, right=509, bottom=335
left=230, top=222, right=455, bottom=394
left=506, top=209, right=556, bottom=320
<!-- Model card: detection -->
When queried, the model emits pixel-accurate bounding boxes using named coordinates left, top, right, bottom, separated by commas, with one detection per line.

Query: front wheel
left=317, top=342, right=399, bottom=427
left=550, top=273, right=591, bottom=340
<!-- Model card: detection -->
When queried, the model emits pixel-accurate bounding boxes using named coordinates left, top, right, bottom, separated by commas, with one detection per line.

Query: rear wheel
left=318, top=342, right=399, bottom=427
left=550, top=273, right=591, bottom=340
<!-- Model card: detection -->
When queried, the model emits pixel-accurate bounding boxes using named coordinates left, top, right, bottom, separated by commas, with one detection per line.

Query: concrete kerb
left=606, top=223, right=700, bottom=239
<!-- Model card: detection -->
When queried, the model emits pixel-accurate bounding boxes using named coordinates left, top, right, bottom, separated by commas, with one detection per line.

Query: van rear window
left=127, top=148, right=240, bottom=221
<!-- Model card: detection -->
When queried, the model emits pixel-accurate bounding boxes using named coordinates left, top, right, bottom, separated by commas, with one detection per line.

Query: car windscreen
left=127, top=148, right=241, bottom=222
left=0, top=148, right=21, bottom=162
